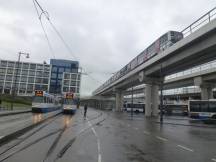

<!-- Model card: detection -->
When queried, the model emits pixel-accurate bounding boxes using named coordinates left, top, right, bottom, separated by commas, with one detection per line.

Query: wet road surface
left=0, top=108, right=216, bottom=162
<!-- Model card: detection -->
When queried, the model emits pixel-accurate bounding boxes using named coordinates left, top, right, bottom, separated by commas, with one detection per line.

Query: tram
left=62, top=92, right=78, bottom=114
left=32, top=90, right=61, bottom=113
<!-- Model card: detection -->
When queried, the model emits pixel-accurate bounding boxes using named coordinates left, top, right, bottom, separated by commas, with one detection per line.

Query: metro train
left=96, top=31, right=183, bottom=92
left=32, top=90, right=61, bottom=113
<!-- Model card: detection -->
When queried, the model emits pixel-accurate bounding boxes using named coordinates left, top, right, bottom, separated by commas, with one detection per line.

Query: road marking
left=177, top=145, right=194, bottom=152
left=156, top=136, right=168, bottom=142
left=87, top=120, right=102, bottom=162
left=143, top=131, right=150, bottom=135
left=212, top=158, right=216, bottom=162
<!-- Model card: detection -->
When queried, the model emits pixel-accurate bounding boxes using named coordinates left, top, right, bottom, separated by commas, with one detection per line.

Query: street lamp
left=11, top=52, right=30, bottom=110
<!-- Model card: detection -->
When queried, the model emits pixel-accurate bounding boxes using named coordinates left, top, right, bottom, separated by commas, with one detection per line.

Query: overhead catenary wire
left=32, top=0, right=56, bottom=59
left=32, top=0, right=103, bottom=84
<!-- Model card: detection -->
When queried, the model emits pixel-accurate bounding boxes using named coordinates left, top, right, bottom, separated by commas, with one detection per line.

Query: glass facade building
left=49, top=59, right=81, bottom=95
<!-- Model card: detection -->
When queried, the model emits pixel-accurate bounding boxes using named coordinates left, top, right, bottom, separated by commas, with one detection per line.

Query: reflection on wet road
left=0, top=108, right=216, bottom=162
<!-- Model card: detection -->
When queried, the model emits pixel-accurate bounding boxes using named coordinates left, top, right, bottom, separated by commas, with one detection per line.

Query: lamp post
left=11, top=52, right=30, bottom=110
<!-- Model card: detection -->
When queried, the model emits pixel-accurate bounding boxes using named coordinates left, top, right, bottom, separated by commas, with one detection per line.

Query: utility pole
left=160, top=64, right=163, bottom=123
left=131, top=87, right=134, bottom=118
left=11, top=52, right=29, bottom=110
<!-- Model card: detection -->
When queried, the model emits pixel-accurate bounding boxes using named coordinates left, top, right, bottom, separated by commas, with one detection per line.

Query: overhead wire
left=32, top=0, right=55, bottom=59
left=32, top=0, right=104, bottom=84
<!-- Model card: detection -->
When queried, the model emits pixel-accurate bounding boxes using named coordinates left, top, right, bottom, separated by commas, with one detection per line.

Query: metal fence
left=181, top=7, right=216, bottom=37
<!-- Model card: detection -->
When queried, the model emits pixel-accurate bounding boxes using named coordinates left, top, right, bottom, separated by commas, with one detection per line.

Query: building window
left=28, top=77, right=34, bottom=83
left=52, top=67, right=57, bottom=72
left=21, top=70, right=28, bottom=75
left=19, top=83, right=26, bottom=90
left=0, top=68, right=6, bottom=74
left=0, top=61, right=7, bottom=67
left=7, top=68, right=13, bottom=74
left=71, top=68, right=78, bottom=73
left=42, top=78, right=48, bottom=84
left=6, top=75, right=13, bottom=81
left=70, top=87, right=76, bottom=92
left=22, top=63, right=29, bottom=69
left=58, top=74, right=62, bottom=79
left=65, top=68, right=71, bottom=73
left=77, top=74, right=81, bottom=80
left=0, top=81, right=4, bottom=86
left=71, top=74, right=77, bottom=80
left=76, top=88, right=80, bottom=93
left=5, top=82, right=12, bottom=88
left=44, top=65, right=50, bottom=71
left=64, top=73, right=70, bottom=79
left=8, top=62, right=15, bottom=67
left=50, top=79, right=56, bottom=84
left=20, top=76, right=27, bottom=82
left=36, top=71, right=43, bottom=77
left=63, top=80, right=69, bottom=86
left=0, top=75, right=5, bottom=80
left=35, top=78, right=42, bottom=83
left=70, top=81, right=76, bottom=86
left=63, top=86, right=69, bottom=92
left=51, top=73, right=57, bottom=78
left=59, top=67, right=64, bottom=73
left=29, top=71, right=35, bottom=76
left=30, top=64, right=36, bottom=69
left=37, top=65, right=43, bottom=70
left=43, top=72, right=50, bottom=77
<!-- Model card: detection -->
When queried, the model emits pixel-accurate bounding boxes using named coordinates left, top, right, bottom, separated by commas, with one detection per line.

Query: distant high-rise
left=49, top=59, right=81, bottom=96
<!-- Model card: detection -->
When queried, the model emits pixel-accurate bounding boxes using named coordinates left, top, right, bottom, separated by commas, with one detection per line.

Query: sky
left=0, top=0, right=215, bottom=96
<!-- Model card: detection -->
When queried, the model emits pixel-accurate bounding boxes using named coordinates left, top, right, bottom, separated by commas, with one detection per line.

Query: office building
left=49, top=59, right=81, bottom=96
left=0, top=59, right=81, bottom=96
left=0, top=60, right=51, bottom=96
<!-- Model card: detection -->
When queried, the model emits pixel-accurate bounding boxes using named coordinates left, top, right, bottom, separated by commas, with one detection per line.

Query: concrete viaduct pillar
left=200, top=85, right=213, bottom=100
left=115, top=90, right=123, bottom=111
left=194, top=76, right=214, bottom=100
left=145, top=84, right=159, bottom=117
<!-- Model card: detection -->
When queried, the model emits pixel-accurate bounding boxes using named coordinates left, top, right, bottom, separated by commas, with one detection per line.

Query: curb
left=0, top=111, right=62, bottom=147
left=0, top=110, right=31, bottom=117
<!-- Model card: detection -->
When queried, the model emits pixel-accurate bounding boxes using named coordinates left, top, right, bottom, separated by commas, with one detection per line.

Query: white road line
left=87, top=120, right=102, bottom=162
left=156, top=136, right=168, bottom=142
left=143, top=131, right=150, bottom=135
left=177, top=145, right=194, bottom=152
left=212, top=158, right=216, bottom=162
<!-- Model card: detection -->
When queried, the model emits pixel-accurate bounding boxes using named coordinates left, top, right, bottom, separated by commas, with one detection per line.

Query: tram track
left=0, top=110, right=106, bottom=161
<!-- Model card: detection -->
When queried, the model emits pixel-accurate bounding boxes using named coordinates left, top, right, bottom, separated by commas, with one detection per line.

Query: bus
left=188, top=100, right=216, bottom=119
left=124, top=103, right=145, bottom=113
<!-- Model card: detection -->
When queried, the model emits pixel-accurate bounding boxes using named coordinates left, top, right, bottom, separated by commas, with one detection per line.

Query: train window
left=138, top=52, right=144, bottom=65
left=131, top=58, right=138, bottom=69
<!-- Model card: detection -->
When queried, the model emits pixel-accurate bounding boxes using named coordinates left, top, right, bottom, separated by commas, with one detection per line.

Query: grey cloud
left=0, top=0, right=215, bottom=96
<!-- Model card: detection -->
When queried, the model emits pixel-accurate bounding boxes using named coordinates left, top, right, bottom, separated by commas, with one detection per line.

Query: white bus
left=188, top=100, right=216, bottom=119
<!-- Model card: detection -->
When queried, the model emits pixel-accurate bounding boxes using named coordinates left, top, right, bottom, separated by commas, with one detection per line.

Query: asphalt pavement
left=0, top=108, right=215, bottom=162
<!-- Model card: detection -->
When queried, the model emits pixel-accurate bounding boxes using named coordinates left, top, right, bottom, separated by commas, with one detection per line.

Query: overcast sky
left=0, top=0, right=215, bottom=96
